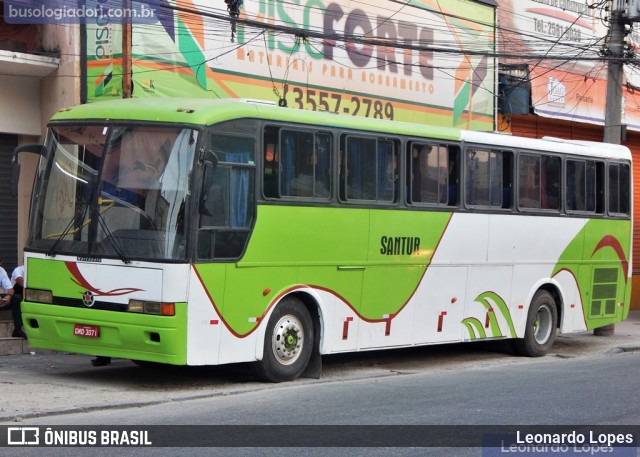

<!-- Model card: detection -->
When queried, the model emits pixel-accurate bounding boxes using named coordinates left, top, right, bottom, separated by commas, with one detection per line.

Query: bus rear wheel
left=515, top=290, right=557, bottom=357
left=255, top=297, right=314, bottom=382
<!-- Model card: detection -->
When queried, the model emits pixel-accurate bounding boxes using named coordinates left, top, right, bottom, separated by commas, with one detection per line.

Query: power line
left=6, top=0, right=632, bottom=111
left=160, top=1, right=616, bottom=63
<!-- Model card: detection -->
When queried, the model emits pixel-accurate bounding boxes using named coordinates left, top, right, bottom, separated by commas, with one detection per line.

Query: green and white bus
left=13, top=98, right=632, bottom=382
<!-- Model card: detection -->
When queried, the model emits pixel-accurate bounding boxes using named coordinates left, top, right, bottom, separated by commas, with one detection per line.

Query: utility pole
left=603, top=1, right=626, bottom=145
left=599, top=0, right=628, bottom=336
left=122, top=0, right=132, bottom=98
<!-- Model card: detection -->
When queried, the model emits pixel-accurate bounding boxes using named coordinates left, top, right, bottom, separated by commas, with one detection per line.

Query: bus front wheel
left=515, top=290, right=557, bottom=357
left=255, top=297, right=314, bottom=382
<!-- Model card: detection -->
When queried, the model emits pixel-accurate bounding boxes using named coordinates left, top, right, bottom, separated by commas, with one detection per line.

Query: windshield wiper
left=47, top=204, right=90, bottom=257
left=93, top=207, right=131, bottom=264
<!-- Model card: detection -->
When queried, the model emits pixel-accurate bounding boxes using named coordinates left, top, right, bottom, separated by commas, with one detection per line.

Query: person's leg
left=10, top=294, right=25, bottom=338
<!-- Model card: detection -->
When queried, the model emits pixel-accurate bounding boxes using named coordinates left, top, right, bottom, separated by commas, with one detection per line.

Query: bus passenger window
left=408, top=142, right=452, bottom=206
left=342, top=136, right=396, bottom=202
left=608, top=163, right=630, bottom=215
left=566, top=159, right=603, bottom=213
left=263, top=127, right=279, bottom=198
left=541, top=155, right=561, bottom=210
left=566, top=160, right=583, bottom=211
left=465, top=149, right=511, bottom=209
left=200, top=166, right=227, bottom=226
left=518, top=153, right=559, bottom=210
left=518, top=154, right=540, bottom=209
left=448, top=148, right=460, bottom=205
left=273, top=129, right=331, bottom=199
left=198, top=133, right=255, bottom=260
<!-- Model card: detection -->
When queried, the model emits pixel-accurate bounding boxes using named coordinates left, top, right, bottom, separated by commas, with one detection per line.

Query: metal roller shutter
left=0, top=134, right=18, bottom=272
left=625, top=136, right=640, bottom=274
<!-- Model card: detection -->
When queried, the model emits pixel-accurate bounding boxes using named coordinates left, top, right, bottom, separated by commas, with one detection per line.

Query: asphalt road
left=9, top=350, right=640, bottom=425
left=1, top=314, right=639, bottom=423
left=0, top=313, right=638, bottom=457
left=1, top=351, right=639, bottom=457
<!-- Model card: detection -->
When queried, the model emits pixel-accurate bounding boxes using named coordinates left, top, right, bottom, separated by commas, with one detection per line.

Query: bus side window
left=566, top=160, right=582, bottom=211
left=448, top=147, right=460, bottom=206
left=280, top=130, right=331, bottom=199
left=609, top=162, right=630, bottom=215
left=200, top=167, right=227, bottom=227
left=379, top=140, right=396, bottom=202
left=198, top=165, right=226, bottom=259
left=518, top=153, right=560, bottom=211
left=500, top=151, right=513, bottom=209
left=409, top=144, right=421, bottom=203
left=541, top=155, right=561, bottom=210
left=593, top=161, right=605, bottom=213
left=342, top=135, right=395, bottom=202
left=465, top=149, right=511, bottom=209
left=518, top=154, right=540, bottom=209
left=198, top=134, right=255, bottom=260
left=566, top=159, right=604, bottom=213
left=344, top=136, right=376, bottom=200
left=408, top=142, right=454, bottom=206
left=263, top=127, right=279, bottom=198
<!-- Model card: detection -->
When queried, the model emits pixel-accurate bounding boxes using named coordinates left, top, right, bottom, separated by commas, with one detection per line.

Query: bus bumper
left=22, top=302, right=187, bottom=365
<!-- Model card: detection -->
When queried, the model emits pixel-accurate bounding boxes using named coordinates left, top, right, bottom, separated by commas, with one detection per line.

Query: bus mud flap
left=301, top=350, right=322, bottom=379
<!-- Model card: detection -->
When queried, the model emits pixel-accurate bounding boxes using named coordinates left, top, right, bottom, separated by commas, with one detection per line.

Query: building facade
left=0, top=2, right=78, bottom=272
left=497, top=0, right=640, bottom=308
left=2, top=0, right=639, bottom=309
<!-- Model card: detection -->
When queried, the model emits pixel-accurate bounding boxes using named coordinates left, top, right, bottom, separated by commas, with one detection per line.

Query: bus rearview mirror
left=201, top=149, right=218, bottom=170
left=10, top=143, right=48, bottom=197
left=10, top=163, right=20, bottom=198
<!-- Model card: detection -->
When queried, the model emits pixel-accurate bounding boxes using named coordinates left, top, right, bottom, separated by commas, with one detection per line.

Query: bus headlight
left=25, top=288, right=53, bottom=304
left=128, top=299, right=175, bottom=316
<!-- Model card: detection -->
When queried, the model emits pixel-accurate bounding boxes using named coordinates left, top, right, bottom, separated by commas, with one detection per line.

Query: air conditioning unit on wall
left=498, top=65, right=532, bottom=116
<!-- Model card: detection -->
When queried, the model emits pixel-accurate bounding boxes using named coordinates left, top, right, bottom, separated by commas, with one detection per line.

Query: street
left=2, top=2, right=640, bottom=456
left=1, top=351, right=639, bottom=456
left=0, top=315, right=639, bottom=457
left=9, top=350, right=640, bottom=425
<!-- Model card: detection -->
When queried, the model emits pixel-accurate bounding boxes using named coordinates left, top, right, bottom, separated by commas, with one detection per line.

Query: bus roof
left=51, top=98, right=462, bottom=141
left=461, top=130, right=632, bottom=161
left=51, top=98, right=632, bottom=161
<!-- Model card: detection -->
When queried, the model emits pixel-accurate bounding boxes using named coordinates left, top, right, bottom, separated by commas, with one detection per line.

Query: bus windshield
left=27, top=124, right=198, bottom=261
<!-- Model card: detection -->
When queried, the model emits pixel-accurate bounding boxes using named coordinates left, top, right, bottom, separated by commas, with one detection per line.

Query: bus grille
left=52, top=296, right=129, bottom=312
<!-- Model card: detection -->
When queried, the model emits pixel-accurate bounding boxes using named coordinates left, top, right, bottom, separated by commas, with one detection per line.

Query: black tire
left=255, top=297, right=314, bottom=382
left=514, top=290, right=558, bottom=357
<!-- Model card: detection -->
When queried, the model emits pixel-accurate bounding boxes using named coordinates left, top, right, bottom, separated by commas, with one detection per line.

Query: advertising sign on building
left=499, top=0, right=640, bottom=131
left=84, top=0, right=496, bottom=130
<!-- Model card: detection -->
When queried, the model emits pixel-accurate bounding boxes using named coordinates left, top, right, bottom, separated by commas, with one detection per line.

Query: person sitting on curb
left=0, top=256, right=15, bottom=316
left=10, top=265, right=26, bottom=339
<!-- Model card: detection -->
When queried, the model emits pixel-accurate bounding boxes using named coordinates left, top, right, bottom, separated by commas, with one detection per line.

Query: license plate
left=73, top=324, right=100, bottom=338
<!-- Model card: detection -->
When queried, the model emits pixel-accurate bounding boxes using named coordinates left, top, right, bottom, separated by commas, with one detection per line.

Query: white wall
left=0, top=75, right=42, bottom=136
left=10, top=24, right=81, bottom=262
left=40, top=24, right=81, bottom=128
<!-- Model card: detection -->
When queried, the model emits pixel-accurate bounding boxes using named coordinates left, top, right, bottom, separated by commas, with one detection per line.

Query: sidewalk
left=0, top=312, right=639, bottom=423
